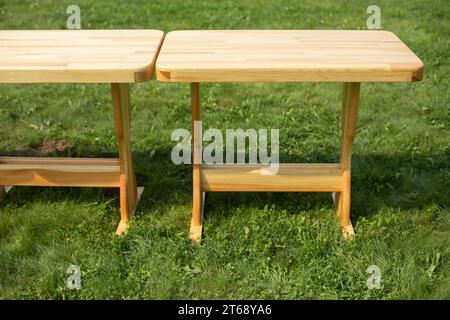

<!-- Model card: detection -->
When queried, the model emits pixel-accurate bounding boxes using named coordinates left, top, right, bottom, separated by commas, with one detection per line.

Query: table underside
left=188, top=82, right=361, bottom=244
left=0, top=83, right=142, bottom=235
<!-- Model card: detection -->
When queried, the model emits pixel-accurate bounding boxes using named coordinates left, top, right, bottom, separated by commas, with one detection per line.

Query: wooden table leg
left=336, top=82, right=360, bottom=239
left=0, top=84, right=140, bottom=235
left=187, top=82, right=360, bottom=242
left=190, top=82, right=204, bottom=244
left=112, top=83, right=139, bottom=235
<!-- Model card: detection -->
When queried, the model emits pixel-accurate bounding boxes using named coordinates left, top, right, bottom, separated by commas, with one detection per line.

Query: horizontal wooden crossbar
left=201, top=163, right=344, bottom=192
left=0, top=157, right=121, bottom=187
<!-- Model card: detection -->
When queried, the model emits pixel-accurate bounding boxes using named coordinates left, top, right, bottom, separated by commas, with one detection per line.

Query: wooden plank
left=0, top=30, right=164, bottom=83
left=156, top=30, right=424, bottom=82
left=201, top=163, right=344, bottom=192
left=0, top=157, right=120, bottom=187
left=0, top=156, right=120, bottom=166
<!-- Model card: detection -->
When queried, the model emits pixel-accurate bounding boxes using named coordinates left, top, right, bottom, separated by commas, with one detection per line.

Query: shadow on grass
left=0, top=148, right=448, bottom=228
left=198, top=151, right=449, bottom=228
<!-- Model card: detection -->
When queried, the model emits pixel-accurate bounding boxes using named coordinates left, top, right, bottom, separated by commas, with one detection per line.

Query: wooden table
left=156, top=30, right=424, bottom=243
left=0, top=30, right=164, bottom=235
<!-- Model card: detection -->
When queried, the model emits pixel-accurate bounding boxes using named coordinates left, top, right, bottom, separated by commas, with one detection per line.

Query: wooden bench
left=0, top=30, right=164, bottom=234
left=156, top=30, right=424, bottom=243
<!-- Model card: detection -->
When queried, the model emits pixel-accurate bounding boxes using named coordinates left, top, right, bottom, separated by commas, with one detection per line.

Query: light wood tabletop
left=156, top=30, right=424, bottom=82
left=0, top=30, right=164, bottom=83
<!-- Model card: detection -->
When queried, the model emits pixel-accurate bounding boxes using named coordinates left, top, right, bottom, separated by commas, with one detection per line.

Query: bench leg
left=112, top=83, right=139, bottom=235
left=190, top=83, right=204, bottom=244
left=337, top=82, right=360, bottom=239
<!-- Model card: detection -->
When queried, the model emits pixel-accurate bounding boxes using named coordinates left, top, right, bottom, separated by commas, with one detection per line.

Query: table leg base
left=189, top=82, right=361, bottom=242
left=189, top=224, right=203, bottom=245
left=115, top=220, right=130, bottom=236
left=199, top=165, right=356, bottom=240
left=115, top=186, right=144, bottom=235
left=0, top=157, right=121, bottom=187
left=332, top=191, right=356, bottom=240
left=341, top=223, right=355, bottom=240
left=190, top=192, right=205, bottom=245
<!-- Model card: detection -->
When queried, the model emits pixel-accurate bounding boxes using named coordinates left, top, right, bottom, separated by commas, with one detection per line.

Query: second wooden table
left=156, top=30, right=424, bottom=243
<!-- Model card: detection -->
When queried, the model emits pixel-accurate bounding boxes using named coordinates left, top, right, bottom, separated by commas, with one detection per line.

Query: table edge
left=0, top=29, right=165, bottom=84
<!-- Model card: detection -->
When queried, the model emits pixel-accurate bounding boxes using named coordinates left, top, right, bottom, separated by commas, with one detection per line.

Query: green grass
left=0, top=0, right=449, bottom=299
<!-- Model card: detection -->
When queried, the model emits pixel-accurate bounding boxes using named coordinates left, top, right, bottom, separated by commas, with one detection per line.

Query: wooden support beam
left=336, top=82, right=361, bottom=239
left=190, top=82, right=203, bottom=244
left=201, top=164, right=344, bottom=192
left=0, top=157, right=120, bottom=187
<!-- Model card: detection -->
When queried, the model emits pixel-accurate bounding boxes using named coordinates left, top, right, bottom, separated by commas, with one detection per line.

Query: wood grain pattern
left=156, top=30, right=424, bottom=82
left=0, top=30, right=164, bottom=83
left=201, top=164, right=344, bottom=192
left=0, top=157, right=120, bottom=187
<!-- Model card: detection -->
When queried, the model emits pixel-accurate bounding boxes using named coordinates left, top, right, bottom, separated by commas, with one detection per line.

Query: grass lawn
left=0, top=0, right=449, bottom=299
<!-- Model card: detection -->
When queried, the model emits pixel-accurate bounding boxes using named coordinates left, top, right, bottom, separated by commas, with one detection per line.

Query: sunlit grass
left=0, top=0, right=448, bottom=299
